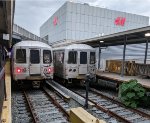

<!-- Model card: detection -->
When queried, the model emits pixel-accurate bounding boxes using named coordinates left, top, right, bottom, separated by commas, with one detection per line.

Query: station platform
left=96, top=70, right=150, bottom=89
left=1, top=61, right=11, bottom=123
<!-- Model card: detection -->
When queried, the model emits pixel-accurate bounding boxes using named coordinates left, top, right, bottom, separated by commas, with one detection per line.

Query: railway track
left=72, top=88, right=150, bottom=123
left=12, top=80, right=150, bottom=123
left=12, top=87, right=70, bottom=123
left=44, top=86, right=81, bottom=112
left=46, top=80, right=150, bottom=122
left=12, top=91, right=34, bottom=123
left=48, top=80, right=120, bottom=122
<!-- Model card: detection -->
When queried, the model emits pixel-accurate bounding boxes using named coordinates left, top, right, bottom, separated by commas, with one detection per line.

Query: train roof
left=13, top=40, right=52, bottom=49
left=53, top=44, right=94, bottom=50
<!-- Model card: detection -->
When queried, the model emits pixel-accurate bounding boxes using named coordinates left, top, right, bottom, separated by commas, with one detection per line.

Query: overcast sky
left=14, top=0, right=150, bottom=36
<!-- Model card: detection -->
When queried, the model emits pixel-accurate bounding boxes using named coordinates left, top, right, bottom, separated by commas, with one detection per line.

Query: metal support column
left=98, top=43, right=101, bottom=69
left=144, top=39, right=148, bottom=64
left=121, top=35, right=127, bottom=77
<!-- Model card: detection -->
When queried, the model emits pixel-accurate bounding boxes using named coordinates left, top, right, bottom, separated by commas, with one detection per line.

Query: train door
left=79, top=51, right=87, bottom=74
left=29, top=49, right=41, bottom=75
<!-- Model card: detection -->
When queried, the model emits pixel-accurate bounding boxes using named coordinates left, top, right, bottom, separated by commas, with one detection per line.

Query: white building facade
left=40, top=1, right=149, bottom=44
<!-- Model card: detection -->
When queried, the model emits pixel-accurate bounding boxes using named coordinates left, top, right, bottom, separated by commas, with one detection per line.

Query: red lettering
left=53, top=17, right=58, bottom=26
left=114, top=17, right=126, bottom=26
left=115, top=17, right=120, bottom=25
left=120, top=18, right=126, bottom=26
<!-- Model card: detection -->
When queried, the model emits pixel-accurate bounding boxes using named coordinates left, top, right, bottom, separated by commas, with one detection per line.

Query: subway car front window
left=90, top=52, right=95, bottom=64
left=16, top=49, right=26, bottom=63
left=80, top=52, right=87, bottom=64
left=68, top=51, right=77, bottom=64
left=30, top=50, right=40, bottom=64
left=43, top=50, right=52, bottom=64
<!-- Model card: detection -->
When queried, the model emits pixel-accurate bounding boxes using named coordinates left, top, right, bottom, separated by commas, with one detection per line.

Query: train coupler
left=32, top=81, right=41, bottom=88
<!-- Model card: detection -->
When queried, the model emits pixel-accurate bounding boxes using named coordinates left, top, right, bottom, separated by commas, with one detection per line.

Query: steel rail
left=90, top=88, right=150, bottom=119
left=42, top=87, right=70, bottom=119
left=72, top=90, right=132, bottom=123
left=23, top=90, right=40, bottom=123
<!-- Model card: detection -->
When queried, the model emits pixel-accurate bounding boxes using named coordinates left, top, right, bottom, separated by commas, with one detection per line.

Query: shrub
left=119, top=79, right=146, bottom=108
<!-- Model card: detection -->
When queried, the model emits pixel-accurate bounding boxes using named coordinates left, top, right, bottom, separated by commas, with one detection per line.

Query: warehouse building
left=40, top=1, right=149, bottom=44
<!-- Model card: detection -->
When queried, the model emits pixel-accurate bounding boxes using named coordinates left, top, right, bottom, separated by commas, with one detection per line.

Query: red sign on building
left=114, top=17, right=126, bottom=26
left=53, top=16, right=58, bottom=26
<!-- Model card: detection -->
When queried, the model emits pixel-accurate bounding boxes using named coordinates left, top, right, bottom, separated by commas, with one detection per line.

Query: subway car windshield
left=43, top=50, right=52, bottom=64
left=68, top=51, right=77, bottom=64
left=16, top=49, right=26, bottom=63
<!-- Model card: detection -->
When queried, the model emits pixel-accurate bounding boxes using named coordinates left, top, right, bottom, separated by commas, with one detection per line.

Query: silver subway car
left=53, top=44, right=96, bottom=84
left=11, top=40, right=53, bottom=88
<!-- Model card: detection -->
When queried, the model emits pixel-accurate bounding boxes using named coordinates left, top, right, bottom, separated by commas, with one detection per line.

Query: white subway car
left=53, top=44, right=96, bottom=84
left=11, top=40, right=53, bottom=88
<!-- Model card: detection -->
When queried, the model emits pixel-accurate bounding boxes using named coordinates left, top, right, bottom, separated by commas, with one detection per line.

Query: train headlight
left=69, top=69, right=72, bottom=72
left=16, top=68, right=21, bottom=73
left=48, top=68, right=52, bottom=73
left=73, top=69, right=76, bottom=72
left=16, top=67, right=26, bottom=73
